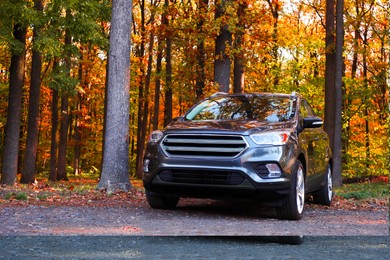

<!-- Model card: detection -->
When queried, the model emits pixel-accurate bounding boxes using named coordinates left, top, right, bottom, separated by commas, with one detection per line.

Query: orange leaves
left=0, top=178, right=146, bottom=208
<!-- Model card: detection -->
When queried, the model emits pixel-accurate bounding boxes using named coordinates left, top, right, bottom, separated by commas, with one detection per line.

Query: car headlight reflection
left=148, top=130, right=164, bottom=143
left=250, top=131, right=290, bottom=145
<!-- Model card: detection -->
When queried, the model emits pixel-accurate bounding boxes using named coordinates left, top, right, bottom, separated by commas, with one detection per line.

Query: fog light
left=266, top=163, right=282, bottom=178
left=143, top=159, right=150, bottom=173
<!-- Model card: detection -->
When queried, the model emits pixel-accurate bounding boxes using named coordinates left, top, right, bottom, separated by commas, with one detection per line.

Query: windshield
left=185, top=95, right=296, bottom=122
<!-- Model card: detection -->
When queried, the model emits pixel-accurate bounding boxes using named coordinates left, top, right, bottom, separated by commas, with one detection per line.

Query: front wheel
left=276, top=160, right=305, bottom=220
left=145, top=190, right=179, bottom=209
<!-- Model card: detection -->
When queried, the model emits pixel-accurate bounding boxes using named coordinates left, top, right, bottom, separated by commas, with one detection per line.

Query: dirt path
left=0, top=198, right=387, bottom=236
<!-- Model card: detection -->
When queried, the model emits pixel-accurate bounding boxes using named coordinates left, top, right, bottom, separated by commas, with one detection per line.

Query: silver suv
left=143, top=92, right=333, bottom=220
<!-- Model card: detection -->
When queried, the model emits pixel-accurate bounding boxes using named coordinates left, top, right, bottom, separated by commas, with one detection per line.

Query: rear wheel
left=145, top=190, right=179, bottom=209
left=312, top=164, right=333, bottom=206
left=276, top=160, right=305, bottom=220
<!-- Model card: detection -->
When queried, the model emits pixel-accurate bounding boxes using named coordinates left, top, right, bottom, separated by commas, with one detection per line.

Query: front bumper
left=143, top=141, right=297, bottom=204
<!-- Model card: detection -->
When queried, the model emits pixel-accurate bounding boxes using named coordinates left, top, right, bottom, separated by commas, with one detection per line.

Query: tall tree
left=152, top=33, right=163, bottom=130
left=1, top=24, right=27, bottom=185
left=332, top=0, right=344, bottom=186
left=21, top=0, right=44, bottom=184
left=163, top=0, right=173, bottom=126
left=195, top=0, right=209, bottom=99
left=266, top=0, right=281, bottom=88
left=98, top=0, right=133, bottom=191
left=324, top=0, right=336, bottom=148
left=214, top=0, right=232, bottom=92
left=56, top=11, right=72, bottom=181
left=134, top=0, right=147, bottom=179
left=233, top=0, right=248, bottom=93
left=49, top=72, right=59, bottom=181
left=135, top=0, right=158, bottom=178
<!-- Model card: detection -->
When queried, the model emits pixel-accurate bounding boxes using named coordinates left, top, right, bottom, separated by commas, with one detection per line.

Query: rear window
left=185, top=95, right=296, bottom=122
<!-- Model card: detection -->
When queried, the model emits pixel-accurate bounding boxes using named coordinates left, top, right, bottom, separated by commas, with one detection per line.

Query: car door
left=298, top=99, right=328, bottom=192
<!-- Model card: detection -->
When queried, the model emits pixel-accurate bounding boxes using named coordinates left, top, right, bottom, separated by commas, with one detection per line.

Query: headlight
left=148, top=130, right=164, bottom=143
left=250, top=131, right=290, bottom=145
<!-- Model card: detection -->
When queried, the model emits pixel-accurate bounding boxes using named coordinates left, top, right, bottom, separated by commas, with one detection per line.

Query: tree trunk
left=135, top=0, right=146, bottom=179
left=98, top=0, right=133, bottom=192
left=57, top=93, right=69, bottom=181
left=136, top=29, right=155, bottom=179
left=73, top=92, right=82, bottom=176
left=344, top=8, right=361, bottom=163
left=195, top=0, right=208, bottom=99
left=214, top=0, right=232, bottom=93
left=266, top=0, right=280, bottom=88
left=56, top=23, right=72, bottom=181
left=163, top=0, right=172, bottom=127
left=362, top=21, right=370, bottom=172
left=49, top=63, right=59, bottom=181
left=324, top=0, right=336, bottom=150
left=1, top=24, right=27, bottom=185
left=152, top=34, right=163, bottom=130
left=21, top=0, right=44, bottom=184
left=332, top=0, right=344, bottom=186
left=233, top=1, right=247, bottom=94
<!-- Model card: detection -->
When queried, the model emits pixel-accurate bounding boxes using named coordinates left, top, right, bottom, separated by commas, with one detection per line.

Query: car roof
left=209, top=92, right=301, bottom=99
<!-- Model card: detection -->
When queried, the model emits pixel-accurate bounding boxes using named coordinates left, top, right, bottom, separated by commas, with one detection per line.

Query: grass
left=335, top=182, right=388, bottom=200
left=3, top=192, right=28, bottom=201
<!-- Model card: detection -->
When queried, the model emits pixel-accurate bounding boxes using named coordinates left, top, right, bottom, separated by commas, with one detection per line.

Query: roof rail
left=210, top=92, right=228, bottom=97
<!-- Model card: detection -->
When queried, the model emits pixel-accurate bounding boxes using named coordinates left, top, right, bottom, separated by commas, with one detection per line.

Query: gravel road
left=0, top=198, right=387, bottom=236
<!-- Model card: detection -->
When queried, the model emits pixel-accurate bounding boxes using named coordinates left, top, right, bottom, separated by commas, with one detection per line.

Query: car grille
left=161, top=134, right=247, bottom=157
left=158, top=169, right=245, bottom=185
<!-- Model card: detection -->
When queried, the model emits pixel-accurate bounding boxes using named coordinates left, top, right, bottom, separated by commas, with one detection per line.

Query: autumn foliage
left=0, top=0, right=388, bottom=184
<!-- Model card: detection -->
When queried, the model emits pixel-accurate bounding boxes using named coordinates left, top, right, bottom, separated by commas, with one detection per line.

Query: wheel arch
left=297, top=153, right=307, bottom=179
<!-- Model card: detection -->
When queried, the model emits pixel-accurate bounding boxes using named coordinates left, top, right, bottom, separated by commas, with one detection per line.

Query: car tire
left=276, top=160, right=305, bottom=220
left=312, top=164, right=333, bottom=206
left=145, top=189, right=180, bottom=209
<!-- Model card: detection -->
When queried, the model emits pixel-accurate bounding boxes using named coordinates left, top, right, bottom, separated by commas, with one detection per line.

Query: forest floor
left=0, top=178, right=388, bottom=236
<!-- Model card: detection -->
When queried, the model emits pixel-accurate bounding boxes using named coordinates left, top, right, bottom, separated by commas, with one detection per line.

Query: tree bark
left=195, top=0, right=208, bottom=99
left=214, top=0, right=232, bottom=93
left=324, top=0, right=336, bottom=148
left=73, top=92, right=82, bottom=176
left=332, top=0, right=344, bottom=186
left=1, top=24, right=27, bottom=185
left=56, top=21, right=72, bottom=181
left=233, top=1, right=247, bottom=93
left=135, top=0, right=146, bottom=179
left=49, top=86, right=59, bottom=181
left=98, top=0, right=133, bottom=192
left=136, top=28, right=155, bottom=179
left=266, top=0, right=280, bottom=88
left=21, top=0, right=44, bottom=184
left=163, top=0, right=172, bottom=127
left=152, top=34, right=163, bottom=130
left=57, top=93, right=69, bottom=181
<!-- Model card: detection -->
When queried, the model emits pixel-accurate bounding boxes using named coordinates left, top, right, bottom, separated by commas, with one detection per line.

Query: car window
left=185, top=95, right=296, bottom=122
left=300, top=99, right=316, bottom=118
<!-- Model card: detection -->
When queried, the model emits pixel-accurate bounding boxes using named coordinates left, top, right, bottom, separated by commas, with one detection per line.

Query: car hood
left=164, top=120, right=295, bottom=135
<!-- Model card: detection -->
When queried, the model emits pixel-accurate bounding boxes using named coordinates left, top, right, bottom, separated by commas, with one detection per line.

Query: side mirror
left=303, top=117, right=323, bottom=129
